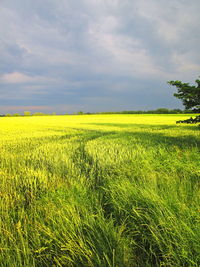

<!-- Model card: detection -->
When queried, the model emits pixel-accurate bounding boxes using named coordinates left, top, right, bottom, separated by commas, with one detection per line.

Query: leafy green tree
left=168, top=78, right=200, bottom=123
left=168, top=78, right=200, bottom=113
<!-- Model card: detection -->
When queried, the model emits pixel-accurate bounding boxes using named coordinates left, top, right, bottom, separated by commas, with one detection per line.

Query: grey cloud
left=0, top=0, right=199, bottom=113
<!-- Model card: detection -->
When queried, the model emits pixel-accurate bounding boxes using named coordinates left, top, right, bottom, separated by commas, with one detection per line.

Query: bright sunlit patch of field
left=0, top=114, right=199, bottom=266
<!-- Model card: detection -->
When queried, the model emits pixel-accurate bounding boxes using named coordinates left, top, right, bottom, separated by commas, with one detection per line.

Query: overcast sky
left=0, top=0, right=200, bottom=114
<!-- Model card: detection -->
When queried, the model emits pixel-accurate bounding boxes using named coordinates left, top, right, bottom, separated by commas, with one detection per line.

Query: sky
left=0, top=0, right=200, bottom=114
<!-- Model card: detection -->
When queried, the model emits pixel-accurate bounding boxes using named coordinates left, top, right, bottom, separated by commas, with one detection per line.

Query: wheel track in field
left=71, top=129, right=116, bottom=189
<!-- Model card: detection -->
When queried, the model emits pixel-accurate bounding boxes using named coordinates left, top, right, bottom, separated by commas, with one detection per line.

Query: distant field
left=0, top=114, right=199, bottom=266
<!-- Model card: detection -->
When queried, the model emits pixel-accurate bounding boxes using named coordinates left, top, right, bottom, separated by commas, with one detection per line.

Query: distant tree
left=33, top=112, right=45, bottom=116
left=184, top=109, right=193, bottom=114
left=52, top=112, right=56, bottom=115
left=171, top=109, right=183, bottom=114
left=5, top=113, right=11, bottom=117
left=13, top=113, right=20, bottom=116
left=77, top=111, right=84, bottom=115
left=155, top=108, right=169, bottom=114
left=168, top=78, right=200, bottom=124
left=24, top=111, right=31, bottom=116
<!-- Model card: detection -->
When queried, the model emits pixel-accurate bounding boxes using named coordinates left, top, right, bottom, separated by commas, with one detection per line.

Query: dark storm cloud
left=0, top=0, right=200, bottom=113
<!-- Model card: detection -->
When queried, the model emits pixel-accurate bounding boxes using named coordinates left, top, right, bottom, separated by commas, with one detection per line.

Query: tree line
left=0, top=108, right=197, bottom=117
left=94, top=108, right=191, bottom=115
left=0, top=111, right=57, bottom=117
left=73, top=108, right=195, bottom=115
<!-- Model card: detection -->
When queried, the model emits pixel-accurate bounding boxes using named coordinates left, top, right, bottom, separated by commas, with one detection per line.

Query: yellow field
left=0, top=113, right=198, bottom=138
left=0, top=114, right=199, bottom=266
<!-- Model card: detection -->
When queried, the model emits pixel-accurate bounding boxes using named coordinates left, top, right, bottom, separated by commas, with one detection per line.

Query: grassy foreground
left=0, top=114, right=199, bottom=266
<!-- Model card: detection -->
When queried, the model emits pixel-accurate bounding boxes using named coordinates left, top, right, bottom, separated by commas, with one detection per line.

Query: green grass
left=0, top=114, right=199, bottom=266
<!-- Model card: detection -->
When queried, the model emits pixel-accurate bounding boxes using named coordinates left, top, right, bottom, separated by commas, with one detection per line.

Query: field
left=0, top=114, right=199, bottom=266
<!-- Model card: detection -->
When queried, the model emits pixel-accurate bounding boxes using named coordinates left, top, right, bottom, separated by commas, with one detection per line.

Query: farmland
left=0, top=114, right=199, bottom=266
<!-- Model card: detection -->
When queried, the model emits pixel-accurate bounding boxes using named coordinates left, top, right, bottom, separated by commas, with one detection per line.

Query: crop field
left=0, top=114, right=199, bottom=266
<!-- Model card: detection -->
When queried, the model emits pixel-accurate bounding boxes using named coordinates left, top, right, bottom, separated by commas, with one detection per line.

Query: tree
left=155, top=108, right=169, bottom=114
left=33, top=112, right=45, bottom=116
left=168, top=78, right=200, bottom=124
left=77, top=111, right=84, bottom=115
left=24, top=111, right=31, bottom=116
